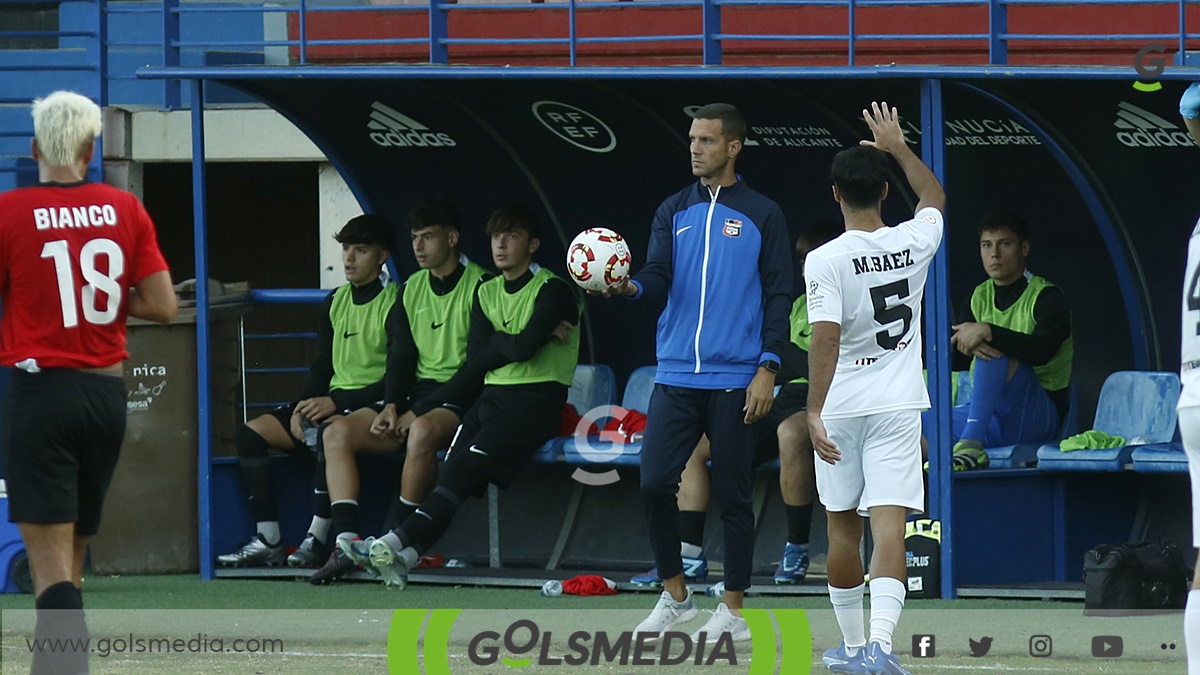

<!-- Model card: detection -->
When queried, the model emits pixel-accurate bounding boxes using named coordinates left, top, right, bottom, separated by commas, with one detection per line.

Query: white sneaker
left=633, top=590, right=698, bottom=640
left=689, top=603, right=751, bottom=642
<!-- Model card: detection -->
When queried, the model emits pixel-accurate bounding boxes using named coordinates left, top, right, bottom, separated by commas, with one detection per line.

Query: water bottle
left=540, top=580, right=563, bottom=597
left=300, top=415, right=318, bottom=449
left=705, top=581, right=726, bottom=599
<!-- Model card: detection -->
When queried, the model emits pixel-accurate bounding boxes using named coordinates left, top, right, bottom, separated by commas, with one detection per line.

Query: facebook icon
left=912, top=634, right=937, bottom=658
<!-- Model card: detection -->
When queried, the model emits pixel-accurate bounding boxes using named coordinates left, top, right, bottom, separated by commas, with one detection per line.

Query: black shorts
left=444, top=383, right=566, bottom=492
left=2, top=369, right=126, bottom=536
left=407, top=378, right=473, bottom=418
left=264, top=401, right=357, bottom=453
left=753, top=383, right=809, bottom=466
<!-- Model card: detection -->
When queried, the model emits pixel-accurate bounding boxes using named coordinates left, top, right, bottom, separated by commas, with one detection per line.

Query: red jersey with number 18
left=0, top=182, right=170, bottom=369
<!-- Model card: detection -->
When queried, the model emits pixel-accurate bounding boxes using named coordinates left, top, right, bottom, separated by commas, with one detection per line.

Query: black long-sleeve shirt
left=300, top=278, right=388, bottom=411
left=411, top=268, right=579, bottom=416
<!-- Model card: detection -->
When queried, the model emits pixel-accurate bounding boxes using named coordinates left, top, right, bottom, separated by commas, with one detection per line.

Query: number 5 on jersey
left=41, top=238, right=125, bottom=328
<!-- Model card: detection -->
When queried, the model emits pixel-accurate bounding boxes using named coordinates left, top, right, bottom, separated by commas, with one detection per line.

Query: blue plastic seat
left=531, top=364, right=617, bottom=463
left=562, top=365, right=655, bottom=466
left=1130, top=442, right=1188, bottom=473
left=1037, top=371, right=1181, bottom=472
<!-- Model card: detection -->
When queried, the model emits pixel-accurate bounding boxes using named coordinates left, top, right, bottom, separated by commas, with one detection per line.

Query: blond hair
left=31, top=91, right=102, bottom=167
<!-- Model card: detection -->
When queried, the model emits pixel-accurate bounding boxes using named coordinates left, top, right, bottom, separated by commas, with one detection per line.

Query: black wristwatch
left=759, top=358, right=780, bottom=374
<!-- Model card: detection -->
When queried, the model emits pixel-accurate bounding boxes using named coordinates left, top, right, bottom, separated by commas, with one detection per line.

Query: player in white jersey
left=805, top=102, right=945, bottom=675
left=1176, top=80, right=1200, bottom=675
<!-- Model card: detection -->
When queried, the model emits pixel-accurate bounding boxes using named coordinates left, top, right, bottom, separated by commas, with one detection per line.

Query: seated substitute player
left=1177, top=80, right=1200, bottom=675
left=0, top=90, right=177, bottom=675
left=309, top=197, right=487, bottom=584
left=631, top=220, right=841, bottom=590
left=217, top=215, right=396, bottom=567
left=927, top=211, right=1072, bottom=471
left=807, top=102, right=945, bottom=675
left=337, top=203, right=581, bottom=589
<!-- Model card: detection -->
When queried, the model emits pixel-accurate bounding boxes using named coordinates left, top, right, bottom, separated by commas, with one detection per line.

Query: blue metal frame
left=191, top=79, right=213, bottom=581
left=919, top=78, right=955, bottom=598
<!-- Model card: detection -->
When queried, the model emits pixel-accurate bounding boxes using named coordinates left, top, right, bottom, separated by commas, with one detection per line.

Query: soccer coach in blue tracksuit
left=606, top=103, right=792, bottom=639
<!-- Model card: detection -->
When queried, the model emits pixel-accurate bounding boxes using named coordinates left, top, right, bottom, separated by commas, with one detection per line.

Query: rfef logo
left=388, top=608, right=812, bottom=673
left=532, top=101, right=617, bottom=153
left=368, top=102, right=457, bottom=148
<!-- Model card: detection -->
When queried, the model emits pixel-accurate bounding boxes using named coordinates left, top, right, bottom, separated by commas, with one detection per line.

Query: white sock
left=869, top=577, right=906, bottom=653
left=399, top=546, right=421, bottom=568
left=381, top=532, right=404, bottom=551
left=255, top=521, right=281, bottom=546
left=1186, top=589, right=1200, bottom=674
left=680, top=542, right=703, bottom=559
left=829, top=583, right=866, bottom=653
left=399, top=496, right=419, bottom=506
left=308, top=516, right=331, bottom=542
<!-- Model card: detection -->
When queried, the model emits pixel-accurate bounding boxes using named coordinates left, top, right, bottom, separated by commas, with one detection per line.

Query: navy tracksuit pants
left=640, top=383, right=756, bottom=592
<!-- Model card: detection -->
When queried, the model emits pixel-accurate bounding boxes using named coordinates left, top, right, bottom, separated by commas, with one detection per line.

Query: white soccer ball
left=566, top=227, right=632, bottom=292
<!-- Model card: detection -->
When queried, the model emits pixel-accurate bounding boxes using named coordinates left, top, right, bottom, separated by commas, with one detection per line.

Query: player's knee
left=321, top=420, right=353, bottom=458
left=407, top=417, right=448, bottom=456
left=235, top=425, right=269, bottom=460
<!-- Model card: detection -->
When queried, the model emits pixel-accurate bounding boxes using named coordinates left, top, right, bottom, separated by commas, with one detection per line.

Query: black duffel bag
left=1083, top=539, right=1192, bottom=613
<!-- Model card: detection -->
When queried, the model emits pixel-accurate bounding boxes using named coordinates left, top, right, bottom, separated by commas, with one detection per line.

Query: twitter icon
left=969, top=637, right=994, bottom=657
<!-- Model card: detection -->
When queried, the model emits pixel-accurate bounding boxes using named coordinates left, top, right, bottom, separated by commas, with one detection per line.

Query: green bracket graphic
left=1134, top=82, right=1164, bottom=92
left=388, top=608, right=461, bottom=675
left=743, top=608, right=812, bottom=674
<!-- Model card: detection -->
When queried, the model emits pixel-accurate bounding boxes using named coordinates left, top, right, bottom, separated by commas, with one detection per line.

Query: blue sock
left=960, top=356, right=1010, bottom=443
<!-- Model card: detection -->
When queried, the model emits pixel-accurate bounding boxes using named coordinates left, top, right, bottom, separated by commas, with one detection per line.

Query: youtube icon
left=1092, top=636, right=1123, bottom=658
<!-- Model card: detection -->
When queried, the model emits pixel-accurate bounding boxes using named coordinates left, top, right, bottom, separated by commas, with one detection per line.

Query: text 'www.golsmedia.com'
left=26, top=634, right=285, bottom=658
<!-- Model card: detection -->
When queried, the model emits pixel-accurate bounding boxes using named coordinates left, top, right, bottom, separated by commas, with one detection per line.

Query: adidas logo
left=1114, top=102, right=1194, bottom=148
left=368, top=102, right=457, bottom=149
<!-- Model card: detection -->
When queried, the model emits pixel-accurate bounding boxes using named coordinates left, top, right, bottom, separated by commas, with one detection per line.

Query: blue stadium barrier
left=1037, top=371, right=1182, bottom=472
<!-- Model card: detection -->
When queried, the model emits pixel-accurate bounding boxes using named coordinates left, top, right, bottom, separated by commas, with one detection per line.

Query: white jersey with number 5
left=1180, top=217, right=1200, bottom=410
left=805, top=206, right=944, bottom=419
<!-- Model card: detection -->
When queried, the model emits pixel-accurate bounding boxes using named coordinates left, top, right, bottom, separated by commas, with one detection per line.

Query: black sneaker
left=309, top=548, right=361, bottom=585
left=287, top=533, right=329, bottom=568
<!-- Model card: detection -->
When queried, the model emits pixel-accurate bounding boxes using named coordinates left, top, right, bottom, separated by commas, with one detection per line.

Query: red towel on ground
left=562, top=574, right=618, bottom=596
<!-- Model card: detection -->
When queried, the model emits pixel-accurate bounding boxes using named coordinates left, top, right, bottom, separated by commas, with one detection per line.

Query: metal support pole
left=430, top=0, right=449, bottom=64
left=701, top=0, right=721, bottom=65
left=920, top=77, right=954, bottom=599
left=191, top=80, right=214, bottom=581
left=162, top=0, right=181, bottom=109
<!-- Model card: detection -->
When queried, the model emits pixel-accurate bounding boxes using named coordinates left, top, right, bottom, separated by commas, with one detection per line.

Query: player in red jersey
left=0, top=91, right=176, bottom=673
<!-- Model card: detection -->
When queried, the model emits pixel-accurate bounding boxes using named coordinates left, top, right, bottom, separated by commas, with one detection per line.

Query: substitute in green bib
left=925, top=211, right=1073, bottom=471
left=217, top=215, right=395, bottom=568
left=310, top=197, right=489, bottom=584
left=337, top=203, right=581, bottom=590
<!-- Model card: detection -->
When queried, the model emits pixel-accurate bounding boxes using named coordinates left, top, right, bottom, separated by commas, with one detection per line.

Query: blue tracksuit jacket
left=631, top=179, right=793, bottom=389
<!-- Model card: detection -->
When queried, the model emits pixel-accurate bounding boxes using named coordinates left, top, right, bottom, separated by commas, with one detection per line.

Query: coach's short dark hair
left=335, top=214, right=394, bottom=252
left=485, top=203, right=541, bottom=240
left=690, top=103, right=747, bottom=143
left=977, top=211, right=1030, bottom=242
left=830, top=146, right=888, bottom=209
left=406, top=196, right=462, bottom=232
left=797, top=219, right=843, bottom=259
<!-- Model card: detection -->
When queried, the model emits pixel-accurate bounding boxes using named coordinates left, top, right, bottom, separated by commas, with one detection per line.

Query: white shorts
left=1179, top=406, right=1200, bottom=548
left=815, top=409, right=924, bottom=517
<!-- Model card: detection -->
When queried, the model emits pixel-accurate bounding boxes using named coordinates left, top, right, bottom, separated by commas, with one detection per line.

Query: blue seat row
left=1036, top=371, right=1182, bottom=472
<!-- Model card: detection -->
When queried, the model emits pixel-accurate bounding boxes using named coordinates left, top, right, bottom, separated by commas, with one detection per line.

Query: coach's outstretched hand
left=589, top=277, right=637, bottom=299
left=1182, top=82, right=1200, bottom=120
left=860, top=102, right=907, bottom=156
